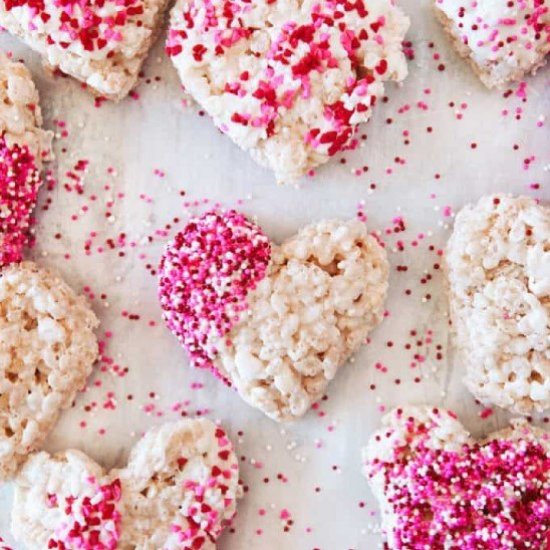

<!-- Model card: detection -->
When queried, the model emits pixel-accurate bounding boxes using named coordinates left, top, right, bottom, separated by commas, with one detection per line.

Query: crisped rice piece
left=0, top=0, right=170, bottom=100
left=446, top=195, right=549, bottom=414
left=0, top=261, right=99, bottom=480
left=434, top=0, right=550, bottom=88
left=0, top=54, right=52, bottom=267
left=159, top=211, right=389, bottom=421
left=12, top=419, right=241, bottom=550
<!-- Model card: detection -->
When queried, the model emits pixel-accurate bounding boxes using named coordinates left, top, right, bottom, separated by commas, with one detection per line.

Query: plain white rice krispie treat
left=167, top=0, right=410, bottom=182
left=434, top=0, right=550, bottom=88
left=0, top=0, right=170, bottom=100
left=446, top=195, right=549, bottom=414
left=0, top=53, right=51, bottom=162
left=159, top=210, right=389, bottom=422
left=0, top=261, right=98, bottom=481
left=362, top=406, right=550, bottom=549
left=0, top=54, right=52, bottom=267
left=12, top=419, right=241, bottom=550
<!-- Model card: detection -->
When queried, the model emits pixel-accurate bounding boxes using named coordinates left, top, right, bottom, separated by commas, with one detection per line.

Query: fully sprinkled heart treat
left=0, top=261, right=98, bottom=481
left=159, top=210, right=389, bottom=421
left=362, top=406, right=550, bottom=549
left=0, top=0, right=171, bottom=101
left=0, top=54, right=52, bottom=267
left=434, top=0, right=550, bottom=88
left=446, top=195, right=549, bottom=414
left=167, top=0, right=410, bottom=182
left=12, top=418, right=241, bottom=549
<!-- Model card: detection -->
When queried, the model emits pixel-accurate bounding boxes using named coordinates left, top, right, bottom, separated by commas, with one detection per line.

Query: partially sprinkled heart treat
left=362, top=406, right=550, bottom=549
left=158, top=210, right=389, bottom=421
left=12, top=419, right=241, bottom=549
left=434, top=0, right=550, bottom=88
left=446, top=195, right=549, bottom=414
left=0, top=261, right=98, bottom=481
left=0, top=54, right=52, bottom=267
left=167, top=0, right=410, bottom=182
left=0, top=0, right=171, bottom=100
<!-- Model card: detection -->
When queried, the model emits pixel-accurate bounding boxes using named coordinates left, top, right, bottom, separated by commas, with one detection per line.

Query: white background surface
left=0, top=0, right=549, bottom=548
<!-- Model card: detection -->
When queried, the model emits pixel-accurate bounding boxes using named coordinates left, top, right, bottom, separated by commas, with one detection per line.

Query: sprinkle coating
left=446, top=194, right=550, bottom=414
left=167, top=0, right=410, bottom=182
left=362, top=406, right=550, bottom=549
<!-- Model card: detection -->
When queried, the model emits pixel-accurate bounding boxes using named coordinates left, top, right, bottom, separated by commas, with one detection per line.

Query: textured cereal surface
left=0, top=261, right=99, bottom=481
left=0, top=0, right=170, bottom=100
left=12, top=418, right=241, bottom=550
left=0, top=53, right=51, bottom=162
left=167, top=0, right=409, bottom=182
left=434, top=0, right=550, bottom=88
left=446, top=195, right=550, bottom=414
left=362, top=406, right=550, bottom=549
left=217, top=219, right=389, bottom=421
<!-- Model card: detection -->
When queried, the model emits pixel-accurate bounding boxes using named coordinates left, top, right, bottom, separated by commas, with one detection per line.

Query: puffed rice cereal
left=12, top=418, right=241, bottom=550
left=0, top=261, right=98, bottom=481
left=167, top=0, right=410, bottom=182
left=446, top=194, right=549, bottom=414
left=0, top=0, right=171, bottom=100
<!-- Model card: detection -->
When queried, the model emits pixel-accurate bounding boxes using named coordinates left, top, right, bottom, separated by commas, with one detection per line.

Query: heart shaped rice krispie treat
left=12, top=418, right=241, bottom=550
left=434, top=0, right=550, bottom=88
left=446, top=195, right=549, bottom=414
left=0, top=54, right=52, bottom=267
left=362, top=406, right=550, bottom=549
left=158, top=210, right=389, bottom=421
left=0, top=261, right=98, bottom=481
left=0, top=0, right=171, bottom=101
left=166, top=0, right=410, bottom=183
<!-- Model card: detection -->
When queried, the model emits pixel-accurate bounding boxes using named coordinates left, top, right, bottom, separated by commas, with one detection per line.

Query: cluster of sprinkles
left=0, top=137, right=42, bottom=267
left=158, top=210, right=271, bottom=384
left=167, top=0, right=406, bottom=159
left=46, top=478, right=122, bottom=550
left=4, top=0, right=146, bottom=54
left=365, top=412, right=550, bottom=549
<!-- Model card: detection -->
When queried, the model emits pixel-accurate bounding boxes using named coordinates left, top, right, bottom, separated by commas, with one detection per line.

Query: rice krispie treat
left=167, top=0, right=410, bottom=183
left=446, top=195, right=549, bottom=414
left=158, top=210, right=389, bottom=421
left=0, top=54, right=52, bottom=267
left=12, top=419, right=241, bottom=550
left=0, top=261, right=98, bottom=481
left=0, top=0, right=171, bottom=101
left=434, top=0, right=550, bottom=88
left=362, top=406, right=550, bottom=549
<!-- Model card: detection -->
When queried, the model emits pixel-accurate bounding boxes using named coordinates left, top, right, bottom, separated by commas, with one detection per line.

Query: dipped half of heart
left=158, top=209, right=389, bottom=421
left=362, top=406, right=550, bottom=550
